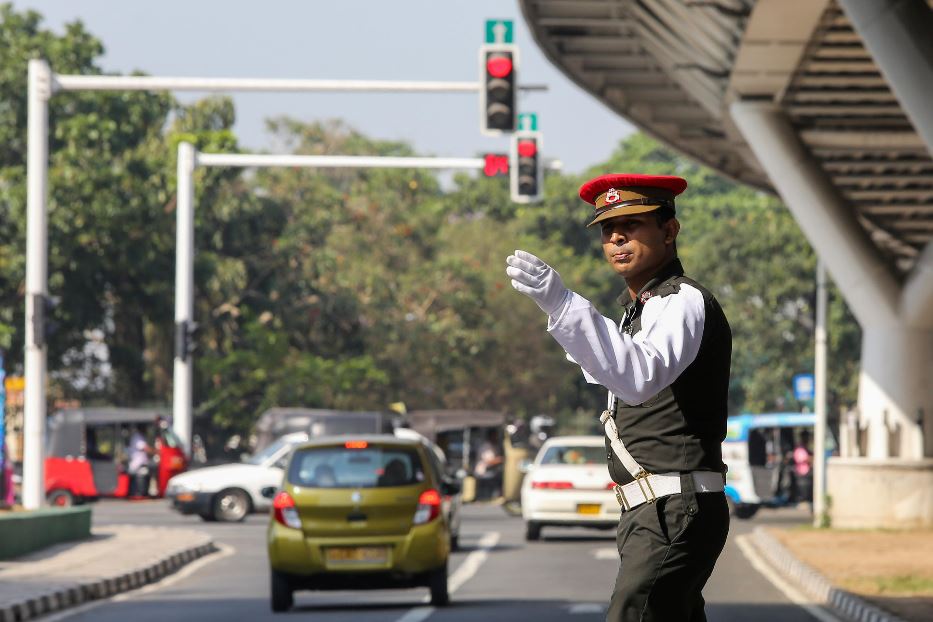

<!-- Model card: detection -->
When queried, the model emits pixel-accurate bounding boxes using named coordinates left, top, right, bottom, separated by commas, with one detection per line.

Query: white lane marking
left=42, top=543, right=236, bottom=621
left=395, top=606, right=434, bottom=622
left=569, top=603, right=605, bottom=614
left=394, top=530, right=501, bottom=622
left=593, top=547, right=617, bottom=560
left=735, top=535, right=843, bottom=622
left=448, top=531, right=500, bottom=593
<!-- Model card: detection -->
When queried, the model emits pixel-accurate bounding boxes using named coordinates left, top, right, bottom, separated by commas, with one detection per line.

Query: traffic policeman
left=505, top=174, right=732, bottom=621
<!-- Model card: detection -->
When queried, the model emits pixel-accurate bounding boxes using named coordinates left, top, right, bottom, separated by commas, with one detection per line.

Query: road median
left=748, top=525, right=932, bottom=622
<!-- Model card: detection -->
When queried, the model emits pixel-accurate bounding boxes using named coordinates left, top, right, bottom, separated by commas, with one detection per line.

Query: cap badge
left=605, top=188, right=621, bottom=205
left=639, top=291, right=653, bottom=304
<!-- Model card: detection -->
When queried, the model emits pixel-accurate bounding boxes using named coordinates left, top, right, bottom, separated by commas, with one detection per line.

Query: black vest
left=605, top=259, right=732, bottom=485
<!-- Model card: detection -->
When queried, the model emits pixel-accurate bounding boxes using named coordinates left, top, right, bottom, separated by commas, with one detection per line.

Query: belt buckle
left=634, top=470, right=657, bottom=503
left=614, top=484, right=630, bottom=511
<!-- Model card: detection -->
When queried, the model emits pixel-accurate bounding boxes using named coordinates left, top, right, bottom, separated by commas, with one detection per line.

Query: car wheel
left=428, top=562, right=449, bottom=607
left=47, top=489, right=74, bottom=507
left=525, top=521, right=541, bottom=541
left=733, top=503, right=760, bottom=520
left=213, top=488, right=251, bottom=522
left=270, top=570, right=293, bottom=613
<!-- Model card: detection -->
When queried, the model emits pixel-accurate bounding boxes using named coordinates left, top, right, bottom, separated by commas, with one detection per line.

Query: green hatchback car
left=267, top=435, right=459, bottom=612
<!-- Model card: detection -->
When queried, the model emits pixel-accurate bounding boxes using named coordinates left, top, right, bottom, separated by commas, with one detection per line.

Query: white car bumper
left=522, top=488, right=619, bottom=525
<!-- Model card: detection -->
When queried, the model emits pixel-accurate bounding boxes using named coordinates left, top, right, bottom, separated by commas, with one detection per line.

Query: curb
left=749, top=526, right=909, bottom=622
left=0, top=538, right=217, bottom=622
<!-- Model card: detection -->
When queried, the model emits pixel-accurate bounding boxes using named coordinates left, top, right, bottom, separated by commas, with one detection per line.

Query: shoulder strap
left=600, top=403, right=647, bottom=479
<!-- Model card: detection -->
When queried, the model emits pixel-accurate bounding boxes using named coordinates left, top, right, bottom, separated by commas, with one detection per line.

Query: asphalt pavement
left=45, top=498, right=832, bottom=622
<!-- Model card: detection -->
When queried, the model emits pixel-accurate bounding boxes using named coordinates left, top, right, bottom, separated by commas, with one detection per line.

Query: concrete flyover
left=519, top=0, right=933, bottom=527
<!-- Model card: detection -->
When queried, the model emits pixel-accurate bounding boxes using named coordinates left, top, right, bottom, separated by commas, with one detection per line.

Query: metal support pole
left=23, top=59, right=51, bottom=510
left=813, top=260, right=828, bottom=526
left=172, top=142, right=196, bottom=456
left=55, top=75, right=481, bottom=93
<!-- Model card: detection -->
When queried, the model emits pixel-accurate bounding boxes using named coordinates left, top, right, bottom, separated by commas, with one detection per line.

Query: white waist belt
left=613, top=471, right=724, bottom=511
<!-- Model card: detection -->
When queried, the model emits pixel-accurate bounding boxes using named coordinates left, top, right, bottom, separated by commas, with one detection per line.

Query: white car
left=166, top=432, right=308, bottom=522
left=521, top=435, right=618, bottom=541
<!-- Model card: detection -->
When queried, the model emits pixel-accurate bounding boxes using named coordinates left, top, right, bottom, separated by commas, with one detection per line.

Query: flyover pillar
left=731, top=101, right=933, bottom=526
left=839, top=0, right=933, bottom=159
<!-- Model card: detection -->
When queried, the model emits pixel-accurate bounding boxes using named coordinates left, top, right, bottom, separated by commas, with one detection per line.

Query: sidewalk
left=0, top=525, right=215, bottom=622
left=748, top=525, right=933, bottom=622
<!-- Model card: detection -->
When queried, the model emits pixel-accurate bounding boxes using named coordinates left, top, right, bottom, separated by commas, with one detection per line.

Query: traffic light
left=480, top=45, right=517, bottom=135
left=482, top=153, right=509, bottom=177
left=174, top=320, right=200, bottom=360
left=510, top=132, right=543, bottom=203
left=31, top=293, right=60, bottom=348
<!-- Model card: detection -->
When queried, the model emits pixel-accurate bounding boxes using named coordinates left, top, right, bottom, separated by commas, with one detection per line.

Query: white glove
left=506, top=250, right=571, bottom=316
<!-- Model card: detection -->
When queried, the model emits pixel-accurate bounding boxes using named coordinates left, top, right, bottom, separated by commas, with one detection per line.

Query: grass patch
left=873, top=575, right=933, bottom=595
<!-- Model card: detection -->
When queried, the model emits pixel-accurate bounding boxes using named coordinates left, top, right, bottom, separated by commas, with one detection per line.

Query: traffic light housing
left=480, top=44, right=517, bottom=135
left=510, top=132, right=543, bottom=203
left=31, top=293, right=60, bottom=348
left=174, top=320, right=200, bottom=360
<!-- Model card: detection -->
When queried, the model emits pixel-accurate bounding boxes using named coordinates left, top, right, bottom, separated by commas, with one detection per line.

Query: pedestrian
left=506, top=174, right=732, bottom=621
left=127, top=425, right=153, bottom=498
left=793, top=430, right=813, bottom=505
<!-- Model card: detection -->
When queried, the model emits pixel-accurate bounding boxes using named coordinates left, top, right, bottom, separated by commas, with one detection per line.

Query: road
left=53, top=499, right=831, bottom=621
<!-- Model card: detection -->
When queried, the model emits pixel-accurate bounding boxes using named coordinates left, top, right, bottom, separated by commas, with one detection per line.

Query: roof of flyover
left=519, top=0, right=933, bottom=274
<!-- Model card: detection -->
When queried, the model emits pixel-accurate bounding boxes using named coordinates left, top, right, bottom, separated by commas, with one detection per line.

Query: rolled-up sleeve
left=547, top=285, right=706, bottom=404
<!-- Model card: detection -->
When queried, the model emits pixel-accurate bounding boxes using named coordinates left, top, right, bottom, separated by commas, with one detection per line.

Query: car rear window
left=539, top=445, right=606, bottom=466
left=288, top=444, right=425, bottom=488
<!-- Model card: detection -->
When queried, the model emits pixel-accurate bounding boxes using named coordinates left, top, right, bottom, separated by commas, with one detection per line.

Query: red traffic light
left=486, top=55, right=513, bottom=79
left=517, top=140, right=538, bottom=158
left=483, top=154, right=509, bottom=177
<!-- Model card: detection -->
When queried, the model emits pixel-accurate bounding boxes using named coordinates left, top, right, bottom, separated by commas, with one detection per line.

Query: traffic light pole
left=24, top=60, right=545, bottom=509
left=173, top=145, right=563, bottom=452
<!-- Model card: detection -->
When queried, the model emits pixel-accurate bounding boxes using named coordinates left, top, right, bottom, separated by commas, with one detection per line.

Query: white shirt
left=546, top=284, right=707, bottom=406
left=128, top=432, right=150, bottom=473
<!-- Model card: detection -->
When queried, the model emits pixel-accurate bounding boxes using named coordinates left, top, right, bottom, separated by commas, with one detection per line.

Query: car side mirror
left=260, top=486, right=277, bottom=500
left=441, top=479, right=462, bottom=496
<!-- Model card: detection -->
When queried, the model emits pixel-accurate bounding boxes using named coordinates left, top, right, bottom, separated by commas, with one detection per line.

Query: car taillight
left=272, top=492, right=301, bottom=529
left=413, top=488, right=441, bottom=525
left=531, top=481, right=574, bottom=490
left=606, top=482, right=618, bottom=490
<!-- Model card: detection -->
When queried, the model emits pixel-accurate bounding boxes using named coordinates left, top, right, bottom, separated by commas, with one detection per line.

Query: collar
left=617, top=258, right=685, bottom=308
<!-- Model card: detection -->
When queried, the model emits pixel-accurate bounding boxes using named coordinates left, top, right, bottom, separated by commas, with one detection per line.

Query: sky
left=12, top=0, right=636, bottom=174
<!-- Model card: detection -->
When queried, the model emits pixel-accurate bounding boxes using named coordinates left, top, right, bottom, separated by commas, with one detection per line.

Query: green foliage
left=0, top=5, right=862, bottom=443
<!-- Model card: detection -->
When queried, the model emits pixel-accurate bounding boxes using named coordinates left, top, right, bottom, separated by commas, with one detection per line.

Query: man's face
left=600, top=213, right=679, bottom=281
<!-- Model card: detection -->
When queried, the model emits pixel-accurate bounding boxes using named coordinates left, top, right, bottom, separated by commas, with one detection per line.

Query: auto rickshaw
left=407, top=410, right=508, bottom=502
left=722, top=412, right=837, bottom=519
left=45, top=407, right=188, bottom=506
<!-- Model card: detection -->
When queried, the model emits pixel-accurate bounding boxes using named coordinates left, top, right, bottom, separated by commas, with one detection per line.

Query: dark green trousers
left=606, top=475, right=729, bottom=622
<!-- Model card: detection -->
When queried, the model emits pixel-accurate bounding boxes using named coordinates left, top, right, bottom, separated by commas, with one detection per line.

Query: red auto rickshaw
left=45, top=407, right=188, bottom=506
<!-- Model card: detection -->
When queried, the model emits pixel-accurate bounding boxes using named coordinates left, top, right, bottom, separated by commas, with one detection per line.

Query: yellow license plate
left=577, top=503, right=602, bottom=515
left=325, top=546, right=389, bottom=565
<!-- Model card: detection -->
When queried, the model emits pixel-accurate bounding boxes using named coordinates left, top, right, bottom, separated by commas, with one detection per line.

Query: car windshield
left=539, top=445, right=606, bottom=466
left=246, top=436, right=296, bottom=465
left=288, top=445, right=425, bottom=488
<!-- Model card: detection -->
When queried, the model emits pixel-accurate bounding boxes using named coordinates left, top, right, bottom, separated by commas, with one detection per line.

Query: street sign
left=793, top=374, right=815, bottom=402
left=483, top=153, right=509, bottom=177
left=485, top=20, right=514, bottom=44
left=518, top=113, right=538, bottom=132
